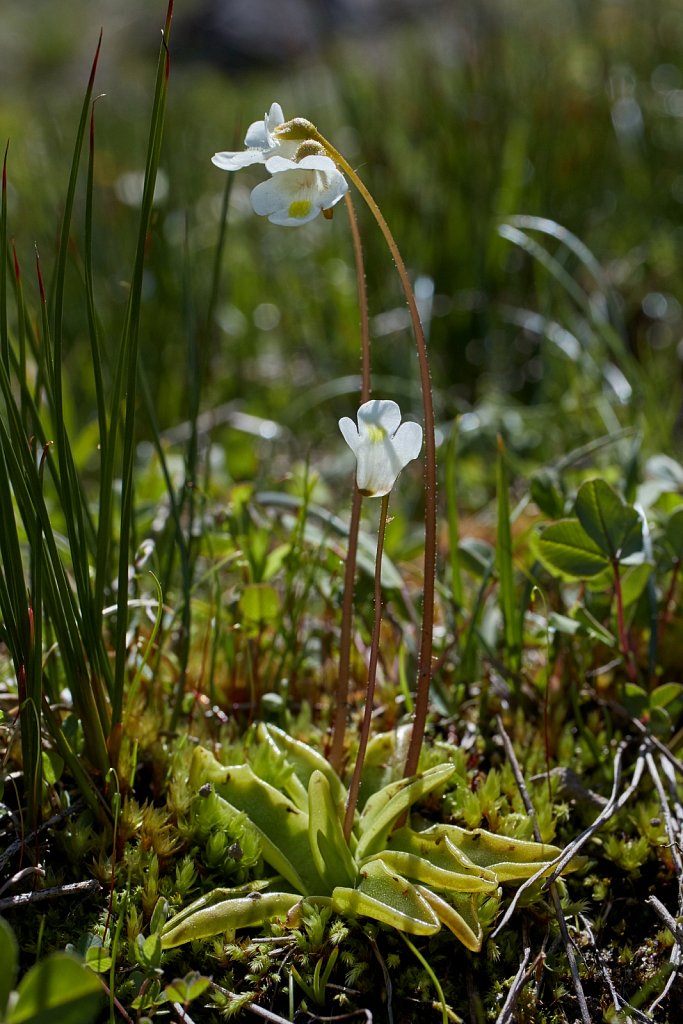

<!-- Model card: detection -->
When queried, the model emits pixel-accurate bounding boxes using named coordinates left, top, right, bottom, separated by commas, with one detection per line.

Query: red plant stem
left=329, top=193, right=372, bottom=772
left=659, top=559, right=679, bottom=639
left=307, top=131, right=437, bottom=779
left=343, top=493, right=390, bottom=841
left=613, top=559, right=636, bottom=683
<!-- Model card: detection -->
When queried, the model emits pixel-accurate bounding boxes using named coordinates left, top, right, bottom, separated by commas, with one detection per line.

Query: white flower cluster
left=212, top=102, right=348, bottom=227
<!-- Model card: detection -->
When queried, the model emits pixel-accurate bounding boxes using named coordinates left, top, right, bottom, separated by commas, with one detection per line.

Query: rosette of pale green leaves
left=161, top=726, right=569, bottom=952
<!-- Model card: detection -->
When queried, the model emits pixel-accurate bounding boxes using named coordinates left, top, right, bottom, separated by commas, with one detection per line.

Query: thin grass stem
left=112, top=1, right=174, bottom=734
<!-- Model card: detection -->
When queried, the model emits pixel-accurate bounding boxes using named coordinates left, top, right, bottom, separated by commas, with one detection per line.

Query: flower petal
left=357, top=400, right=402, bottom=438
left=390, top=421, right=423, bottom=467
left=250, top=176, right=287, bottom=217
left=250, top=161, right=347, bottom=227
left=339, top=400, right=423, bottom=497
left=319, top=171, right=349, bottom=210
left=212, top=149, right=268, bottom=170
left=263, top=155, right=300, bottom=174
left=355, top=435, right=405, bottom=497
left=244, top=116, right=271, bottom=151
left=250, top=177, right=322, bottom=226
left=338, top=417, right=361, bottom=454
left=265, top=102, right=285, bottom=132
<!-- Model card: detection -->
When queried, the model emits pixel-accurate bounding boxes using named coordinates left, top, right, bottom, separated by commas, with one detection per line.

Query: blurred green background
left=2, top=0, right=683, bottom=485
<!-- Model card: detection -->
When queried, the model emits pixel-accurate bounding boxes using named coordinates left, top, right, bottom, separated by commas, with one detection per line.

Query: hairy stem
left=329, top=193, right=372, bottom=772
left=613, top=559, right=636, bottom=683
left=343, top=493, right=390, bottom=841
left=306, top=127, right=437, bottom=778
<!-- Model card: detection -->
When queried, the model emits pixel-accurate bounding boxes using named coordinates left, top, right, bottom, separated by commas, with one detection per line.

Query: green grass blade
left=137, top=365, right=191, bottom=730
left=445, top=420, right=464, bottom=611
left=50, top=33, right=101, bottom=576
left=0, top=374, right=110, bottom=774
left=0, top=436, right=39, bottom=821
left=1, top=141, right=8, bottom=372
left=111, top=0, right=174, bottom=731
left=43, top=34, right=113, bottom=712
left=84, top=101, right=110, bottom=616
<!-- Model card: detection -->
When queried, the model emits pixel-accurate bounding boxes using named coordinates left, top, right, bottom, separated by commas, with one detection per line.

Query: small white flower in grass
left=251, top=152, right=348, bottom=226
left=212, top=102, right=298, bottom=171
left=339, top=400, right=423, bottom=498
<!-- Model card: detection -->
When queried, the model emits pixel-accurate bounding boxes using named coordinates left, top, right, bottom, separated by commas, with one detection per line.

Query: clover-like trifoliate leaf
left=535, top=518, right=610, bottom=580
left=574, top=478, right=642, bottom=561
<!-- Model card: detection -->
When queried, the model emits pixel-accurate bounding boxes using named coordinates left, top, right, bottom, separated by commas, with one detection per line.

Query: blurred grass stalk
left=0, top=2, right=174, bottom=822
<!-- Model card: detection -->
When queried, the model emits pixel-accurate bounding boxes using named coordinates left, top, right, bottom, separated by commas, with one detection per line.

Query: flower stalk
left=213, top=107, right=438, bottom=777
left=343, top=492, right=390, bottom=841
left=329, top=193, right=371, bottom=773
left=281, top=120, right=437, bottom=777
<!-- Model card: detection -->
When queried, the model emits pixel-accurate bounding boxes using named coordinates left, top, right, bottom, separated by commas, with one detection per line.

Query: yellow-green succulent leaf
left=356, top=763, right=455, bottom=861
left=416, top=886, right=491, bottom=953
left=427, top=824, right=565, bottom=881
left=161, top=880, right=274, bottom=937
left=380, top=826, right=499, bottom=889
left=307, top=770, right=357, bottom=890
left=209, top=763, right=326, bottom=894
left=262, top=724, right=347, bottom=811
left=359, top=725, right=413, bottom=806
left=161, top=891, right=301, bottom=949
left=189, top=744, right=235, bottom=790
left=256, top=723, right=308, bottom=810
left=331, top=860, right=440, bottom=935
left=160, top=880, right=273, bottom=940
left=366, top=832, right=498, bottom=893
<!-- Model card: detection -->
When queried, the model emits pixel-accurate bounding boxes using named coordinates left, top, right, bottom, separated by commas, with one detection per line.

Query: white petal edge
left=321, top=171, right=349, bottom=210
left=266, top=102, right=285, bottom=130
left=355, top=438, right=400, bottom=497
left=357, top=400, right=402, bottom=437
left=390, top=421, right=423, bottom=467
left=268, top=208, right=323, bottom=227
left=264, top=155, right=300, bottom=174
left=244, top=118, right=269, bottom=150
left=338, top=417, right=361, bottom=453
left=212, top=150, right=267, bottom=170
left=250, top=177, right=288, bottom=217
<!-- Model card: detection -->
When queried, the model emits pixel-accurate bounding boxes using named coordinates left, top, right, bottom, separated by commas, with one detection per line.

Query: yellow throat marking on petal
left=366, top=425, right=386, bottom=443
left=288, top=199, right=313, bottom=219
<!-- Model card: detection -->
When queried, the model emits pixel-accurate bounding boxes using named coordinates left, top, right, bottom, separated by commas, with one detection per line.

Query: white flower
left=338, top=400, right=423, bottom=498
left=212, top=102, right=298, bottom=171
left=250, top=154, right=348, bottom=227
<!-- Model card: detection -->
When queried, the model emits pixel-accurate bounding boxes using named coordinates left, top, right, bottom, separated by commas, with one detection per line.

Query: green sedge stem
left=329, top=192, right=371, bottom=773
left=309, top=128, right=437, bottom=778
left=400, top=933, right=449, bottom=1024
left=343, top=492, right=390, bottom=841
